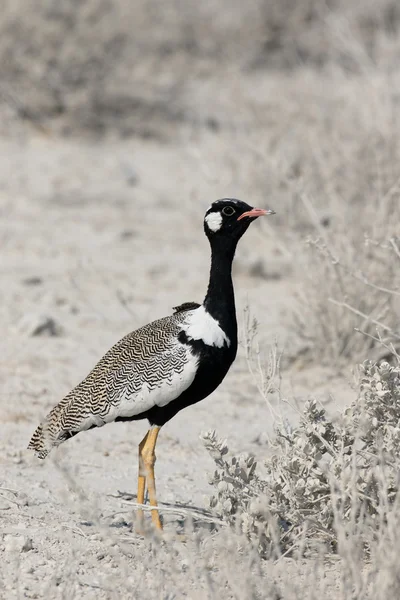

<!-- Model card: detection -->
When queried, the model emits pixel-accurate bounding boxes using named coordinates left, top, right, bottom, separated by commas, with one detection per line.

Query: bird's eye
left=222, top=206, right=235, bottom=217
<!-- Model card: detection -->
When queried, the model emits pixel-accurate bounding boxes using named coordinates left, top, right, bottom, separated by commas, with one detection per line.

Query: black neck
left=203, top=237, right=238, bottom=340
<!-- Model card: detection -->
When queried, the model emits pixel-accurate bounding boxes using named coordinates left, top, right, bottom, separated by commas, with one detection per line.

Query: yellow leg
left=136, top=431, right=149, bottom=533
left=141, top=426, right=162, bottom=530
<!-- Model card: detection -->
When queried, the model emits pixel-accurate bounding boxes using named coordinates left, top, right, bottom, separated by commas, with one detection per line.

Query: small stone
left=18, top=493, right=29, bottom=506
left=120, top=162, right=139, bottom=187
left=22, top=276, right=43, bottom=286
left=4, top=535, right=33, bottom=553
left=16, top=314, right=63, bottom=337
left=21, top=537, right=34, bottom=552
left=110, top=515, right=128, bottom=527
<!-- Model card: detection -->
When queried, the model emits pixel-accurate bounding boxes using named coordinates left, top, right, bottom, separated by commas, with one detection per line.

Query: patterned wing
left=28, top=310, right=198, bottom=457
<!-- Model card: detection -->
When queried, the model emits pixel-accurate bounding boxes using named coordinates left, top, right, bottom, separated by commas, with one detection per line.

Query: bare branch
left=328, top=298, right=400, bottom=340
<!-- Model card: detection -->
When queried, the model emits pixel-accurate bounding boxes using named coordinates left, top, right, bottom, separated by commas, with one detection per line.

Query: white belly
left=102, top=346, right=199, bottom=422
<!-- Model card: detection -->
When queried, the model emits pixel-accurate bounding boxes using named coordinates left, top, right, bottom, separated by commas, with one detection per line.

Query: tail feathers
left=28, top=392, right=102, bottom=458
left=27, top=419, right=69, bottom=459
left=27, top=397, right=77, bottom=459
left=28, top=423, right=53, bottom=459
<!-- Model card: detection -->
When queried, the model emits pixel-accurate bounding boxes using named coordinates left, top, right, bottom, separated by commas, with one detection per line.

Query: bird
left=28, top=198, right=275, bottom=531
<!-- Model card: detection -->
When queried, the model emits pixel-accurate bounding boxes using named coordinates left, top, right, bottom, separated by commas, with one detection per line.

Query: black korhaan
left=28, top=198, right=275, bottom=530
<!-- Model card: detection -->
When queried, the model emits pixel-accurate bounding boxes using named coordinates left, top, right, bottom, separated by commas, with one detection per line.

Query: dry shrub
left=248, top=72, right=400, bottom=365
left=0, top=0, right=262, bottom=134
left=0, top=0, right=128, bottom=114
left=254, top=0, right=400, bottom=70
left=0, top=0, right=192, bottom=135
left=203, top=359, right=400, bottom=567
left=179, top=55, right=400, bottom=368
left=292, top=233, right=400, bottom=365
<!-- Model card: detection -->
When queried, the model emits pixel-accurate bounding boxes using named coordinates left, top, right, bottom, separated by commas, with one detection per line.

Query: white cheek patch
left=205, top=211, right=222, bottom=232
left=182, top=306, right=230, bottom=348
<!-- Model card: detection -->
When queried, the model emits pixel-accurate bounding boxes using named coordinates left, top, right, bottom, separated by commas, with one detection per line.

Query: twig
left=328, top=298, right=400, bottom=340
left=61, top=524, right=88, bottom=538
left=0, top=85, right=50, bottom=135
left=390, top=237, right=400, bottom=260
left=0, top=487, right=18, bottom=495
left=354, top=329, right=400, bottom=362
left=78, top=580, right=113, bottom=592
left=115, top=289, right=137, bottom=318
left=274, top=523, right=308, bottom=563
left=0, top=493, right=20, bottom=507
left=309, top=235, right=400, bottom=297
left=300, top=192, right=337, bottom=253
left=349, top=271, right=400, bottom=297
left=107, top=496, right=225, bottom=526
left=120, top=501, right=225, bottom=525
left=242, top=305, right=281, bottom=425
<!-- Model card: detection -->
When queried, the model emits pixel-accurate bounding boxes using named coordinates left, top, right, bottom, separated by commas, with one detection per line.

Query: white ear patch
left=205, top=211, right=222, bottom=232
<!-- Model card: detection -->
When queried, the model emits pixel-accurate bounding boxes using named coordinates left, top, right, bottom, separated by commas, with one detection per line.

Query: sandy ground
left=0, top=129, right=355, bottom=598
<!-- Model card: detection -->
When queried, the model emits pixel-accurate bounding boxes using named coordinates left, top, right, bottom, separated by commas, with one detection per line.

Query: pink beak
left=237, top=207, right=276, bottom=221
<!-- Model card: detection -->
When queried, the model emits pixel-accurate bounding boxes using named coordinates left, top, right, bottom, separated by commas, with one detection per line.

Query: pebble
left=4, top=534, right=34, bottom=553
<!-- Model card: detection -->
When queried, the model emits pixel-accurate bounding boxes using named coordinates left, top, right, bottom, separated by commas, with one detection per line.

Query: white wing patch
left=101, top=345, right=199, bottom=422
left=182, top=306, right=230, bottom=348
left=205, top=212, right=222, bottom=232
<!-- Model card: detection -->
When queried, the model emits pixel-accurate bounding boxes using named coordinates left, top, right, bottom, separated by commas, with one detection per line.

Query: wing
left=28, top=309, right=200, bottom=456
left=54, top=310, right=198, bottom=430
left=100, top=341, right=198, bottom=422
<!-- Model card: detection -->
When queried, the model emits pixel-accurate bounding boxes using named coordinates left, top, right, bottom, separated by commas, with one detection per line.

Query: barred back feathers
left=28, top=308, right=198, bottom=458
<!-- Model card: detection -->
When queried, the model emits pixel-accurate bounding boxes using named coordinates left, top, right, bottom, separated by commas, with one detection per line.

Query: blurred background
left=2, top=0, right=400, bottom=136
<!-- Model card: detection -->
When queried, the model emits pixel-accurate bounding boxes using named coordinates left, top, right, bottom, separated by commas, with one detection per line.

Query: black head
left=204, top=198, right=275, bottom=243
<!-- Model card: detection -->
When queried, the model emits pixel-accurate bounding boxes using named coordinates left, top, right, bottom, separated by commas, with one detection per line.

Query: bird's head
left=204, top=198, right=275, bottom=244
